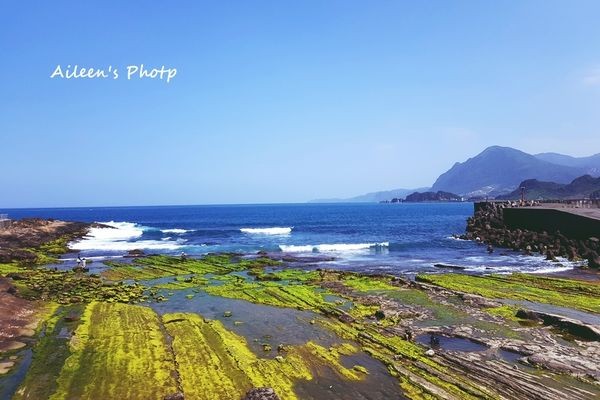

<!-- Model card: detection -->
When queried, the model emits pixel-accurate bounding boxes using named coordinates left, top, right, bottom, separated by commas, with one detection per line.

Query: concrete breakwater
left=463, top=202, right=600, bottom=268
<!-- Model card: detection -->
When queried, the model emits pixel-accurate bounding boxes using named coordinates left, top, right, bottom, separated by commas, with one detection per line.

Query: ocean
left=1, top=202, right=579, bottom=275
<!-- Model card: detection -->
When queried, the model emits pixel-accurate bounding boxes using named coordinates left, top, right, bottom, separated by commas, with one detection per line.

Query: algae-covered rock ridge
left=1, top=218, right=599, bottom=400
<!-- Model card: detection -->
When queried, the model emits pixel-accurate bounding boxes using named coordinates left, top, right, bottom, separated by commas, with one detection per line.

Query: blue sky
left=1, top=1, right=599, bottom=207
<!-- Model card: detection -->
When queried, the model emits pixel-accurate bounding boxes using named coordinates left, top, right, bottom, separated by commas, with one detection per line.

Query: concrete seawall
left=468, top=202, right=600, bottom=268
left=474, top=202, right=600, bottom=240
left=502, top=208, right=600, bottom=240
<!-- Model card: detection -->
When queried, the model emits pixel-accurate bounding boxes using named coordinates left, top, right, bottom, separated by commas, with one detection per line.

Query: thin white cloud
left=582, top=67, right=600, bottom=86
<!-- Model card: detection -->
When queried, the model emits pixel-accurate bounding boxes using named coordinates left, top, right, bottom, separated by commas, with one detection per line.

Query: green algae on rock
left=305, top=341, right=366, bottom=381
left=416, top=273, right=600, bottom=313
left=102, top=254, right=278, bottom=281
left=8, top=269, right=148, bottom=304
left=0, top=262, right=22, bottom=275
left=5, top=246, right=600, bottom=400
left=204, top=278, right=337, bottom=313
left=163, top=312, right=312, bottom=400
left=13, top=304, right=85, bottom=400
left=314, top=319, right=497, bottom=399
left=50, top=302, right=178, bottom=400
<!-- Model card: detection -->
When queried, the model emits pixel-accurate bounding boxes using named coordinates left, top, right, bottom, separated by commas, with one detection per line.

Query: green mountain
left=535, top=152, right=600, bottom=176
left=431, top=146, right=587, bottom=196
left=497, top=175, right=600, bottom=200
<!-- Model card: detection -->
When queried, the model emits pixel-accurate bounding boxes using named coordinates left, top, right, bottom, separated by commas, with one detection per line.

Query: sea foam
left=69, top=221, right=186, bottom=252
left=279, top=242, right=389, bottom=253
left=161, top=228, right=192, bottom=234
left=240, top=227, right=292, bottom=235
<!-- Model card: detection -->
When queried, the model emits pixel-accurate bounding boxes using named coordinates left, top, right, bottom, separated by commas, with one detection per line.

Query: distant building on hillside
left=0, top=214, right=10, bottom=229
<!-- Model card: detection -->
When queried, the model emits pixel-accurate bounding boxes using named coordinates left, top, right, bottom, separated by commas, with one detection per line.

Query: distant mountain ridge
left=497, top=175, right=600, bottom=200
left=431, top=146, right=592, bottom=197
left=534, top=152, right=600, bottom=176
left=309, top=146, right=600, bottom=202
left=310, top=187, right=430, bottom=203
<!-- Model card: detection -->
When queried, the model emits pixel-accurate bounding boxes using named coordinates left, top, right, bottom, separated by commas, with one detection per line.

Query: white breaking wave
left=161, top=228, right=192, bottom=234
left=69, top=221, right=186, bottom=252
left=446, top=236, right=468, bottom=241
left=459, top=253, right=581, bottom=275
left=82, top=221, right=143, bottom=242
left=527, top=265, right=575, bottom=274
left=71, top=240, right=185, bottom=252
left=240, top=227, right=292, bottom=235
left=279, top=242, right=389, bottom=253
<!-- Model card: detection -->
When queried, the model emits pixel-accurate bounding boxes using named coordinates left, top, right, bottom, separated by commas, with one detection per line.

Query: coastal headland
left=0, top=216, right=599, bottom=400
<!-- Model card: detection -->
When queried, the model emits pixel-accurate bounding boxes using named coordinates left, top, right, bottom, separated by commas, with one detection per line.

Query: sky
left=1, top=1, right=599, bottom=207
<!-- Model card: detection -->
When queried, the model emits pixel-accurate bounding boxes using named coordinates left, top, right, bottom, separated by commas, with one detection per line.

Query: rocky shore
left=0, top=218, right=94, bottom=264
left=1, top=217, right=599, bottom=399
left=460, top=202, right=600, bottom=269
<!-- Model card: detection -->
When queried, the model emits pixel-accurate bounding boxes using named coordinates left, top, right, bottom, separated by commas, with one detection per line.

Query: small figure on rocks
left=429, top=334, right=440, bottom=347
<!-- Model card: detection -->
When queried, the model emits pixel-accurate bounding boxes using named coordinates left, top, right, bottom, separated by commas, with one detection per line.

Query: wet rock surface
left=316, top=269, right=600, bottom=399
left=1, top=225, right=599, bottom=400
left=243, top=388, right=280, bottom=400
left=0, top=278, right=36, bottom=353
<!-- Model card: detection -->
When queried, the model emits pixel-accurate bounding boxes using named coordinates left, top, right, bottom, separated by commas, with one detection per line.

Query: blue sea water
left=0, top=203, right=578, bottom=275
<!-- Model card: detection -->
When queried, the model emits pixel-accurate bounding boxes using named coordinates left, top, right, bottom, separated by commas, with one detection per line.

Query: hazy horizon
left=2, top=1, right=600, bottom=207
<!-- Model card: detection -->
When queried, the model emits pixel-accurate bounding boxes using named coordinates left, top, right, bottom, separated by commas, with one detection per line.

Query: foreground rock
left=242, top=388, right=280, bottom=400
left=0, top=278, right=37, bottom=349
left=0, top=218, right=95, bottom=264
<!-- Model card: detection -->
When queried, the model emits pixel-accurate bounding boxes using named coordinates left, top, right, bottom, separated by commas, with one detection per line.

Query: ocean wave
left=446, top=236, right=468, bottom=241
left=462, top=263, right=575, bottom=275
left=279, top=242, right=389, bottom=253
left=161, top=228, right=192, bottom=234
left=240, top=227, right=293, bottom=235
left=460, top=256, right=579, bottom=275
left=527, top=265, right=575, bottom=274
left=69, top=221, right=186, bottom=252
left=71, top=240, right=185, bottom=251
left=85, top=221, right=144, bottom=241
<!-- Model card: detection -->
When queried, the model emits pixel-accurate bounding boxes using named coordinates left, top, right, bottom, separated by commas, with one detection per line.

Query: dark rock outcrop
left=462, top=202, right=600, bottom=268
left=242, top=388, right=280, bottom=400
left=405, top=191, right=462, bottom=202
left=0, top=218, right=94, bottom=263
left=164, top=392, right=184, bottom=400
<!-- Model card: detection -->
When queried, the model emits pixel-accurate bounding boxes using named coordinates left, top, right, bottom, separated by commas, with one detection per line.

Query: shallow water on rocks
left=0, top=349, right=32, bottom=400
left=149, top=289, right=405, bottom=399
left=295, top=351, right=405, bottom=400
left=150, top=289, right=340, bottom=352
left=502, top=299, right=600, bottom=325
left=416, top=334, right=489, bottom=352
